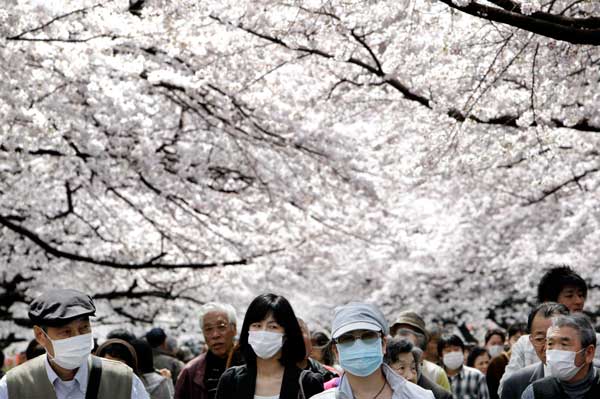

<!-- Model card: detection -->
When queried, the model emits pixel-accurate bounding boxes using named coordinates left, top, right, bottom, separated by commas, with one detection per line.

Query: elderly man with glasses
left=175, top=302, right=242, bottom=399
left=309, top=302, right=434, bottom=399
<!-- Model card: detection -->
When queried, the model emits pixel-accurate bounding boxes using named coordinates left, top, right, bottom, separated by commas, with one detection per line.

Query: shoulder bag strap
left=86, top=356, right=103, bottom=399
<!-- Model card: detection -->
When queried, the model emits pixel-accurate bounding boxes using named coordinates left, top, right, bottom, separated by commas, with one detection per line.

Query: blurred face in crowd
left=473, top=352, right=490, bottom=375
left=392, top=325, right=426, bottom=350
left=557, top=286, right=585, bottom=313
left=390, top=352, right=418, bottom=383
left=485, top=334, right=504, bottom=348
left=529, top=313, right=553, bottom=363
left=509, top=331, right=523, bottom=347
left=202, top=311, right=236, bottom=358
left=425, top=337, right=439, bottom=363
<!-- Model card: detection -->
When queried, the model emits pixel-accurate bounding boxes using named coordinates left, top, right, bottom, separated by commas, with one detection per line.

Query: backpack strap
left=298, top=369, right=309, bottom=399
left=86, top=356, right=103, bottom=399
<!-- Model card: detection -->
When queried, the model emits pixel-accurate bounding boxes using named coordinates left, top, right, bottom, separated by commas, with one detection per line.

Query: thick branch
left=6, top=4, right=103, bottom=40
left=0, top=214, right=270, bottom=270
left=212, top=16, right=599, bottom=131
left=438, top=0, right=600, bottom=45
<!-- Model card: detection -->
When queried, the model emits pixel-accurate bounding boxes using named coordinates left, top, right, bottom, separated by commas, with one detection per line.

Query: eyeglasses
left=203, top=322, right=229, bottom=334
left=530, top=335, right=546, bottom=348
left=334, top=330, right=380, bottom=346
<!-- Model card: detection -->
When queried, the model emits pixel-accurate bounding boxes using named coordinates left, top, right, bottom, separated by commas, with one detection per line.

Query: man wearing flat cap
left=0, top=288, right=149, bottom=399
left=310, top=302, right=434, bottom=399
left=391, top=311, right=451, bottom=393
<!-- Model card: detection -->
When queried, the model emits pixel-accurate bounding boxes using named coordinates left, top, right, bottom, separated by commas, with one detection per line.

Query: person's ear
left=584, top=345, right=595, bottom=363
left=34, top=326, right=51, bottom=352
left=382, top=334, right=388, bottom=355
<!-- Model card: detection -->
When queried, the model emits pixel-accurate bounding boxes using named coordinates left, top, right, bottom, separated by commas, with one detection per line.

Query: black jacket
left=531, top=367, right=600, bottom=399
left=418, top=373, right=452, bottom=399
left=215, top=364, right=324, bottom=399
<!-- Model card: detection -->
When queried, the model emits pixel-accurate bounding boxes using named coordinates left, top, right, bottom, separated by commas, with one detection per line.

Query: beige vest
left=6, top=355, right=133, bottom=399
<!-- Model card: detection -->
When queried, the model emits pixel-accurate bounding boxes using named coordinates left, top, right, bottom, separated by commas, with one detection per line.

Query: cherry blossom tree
left=1, top=0, right=599, bottom=348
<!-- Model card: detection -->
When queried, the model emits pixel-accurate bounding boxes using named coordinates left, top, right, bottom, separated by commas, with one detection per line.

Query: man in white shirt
left=0, top=288, right=149, bottom=399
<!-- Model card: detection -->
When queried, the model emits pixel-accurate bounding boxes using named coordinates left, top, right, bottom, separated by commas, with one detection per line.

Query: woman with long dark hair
left=216, top=293, right=324, bottom=399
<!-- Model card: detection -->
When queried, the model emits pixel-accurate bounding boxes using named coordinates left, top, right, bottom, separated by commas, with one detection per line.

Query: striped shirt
left=448, top=365, right=490, bottom=399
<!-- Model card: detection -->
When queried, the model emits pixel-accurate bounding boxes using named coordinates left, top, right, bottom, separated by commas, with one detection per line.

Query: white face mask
left=248, top=330, right=284, bottom=359
left=44, top=331, right=93, bottom=370
left=488, top=344, right=504, bottom=358
left=443, top=351, right=464, bottom=370
left=546, top=349, right=585, bottom=381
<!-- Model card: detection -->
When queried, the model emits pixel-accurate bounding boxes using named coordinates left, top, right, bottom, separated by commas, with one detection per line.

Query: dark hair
left=131, top=339, right=155, bottom=374
left=466, top=346, right=489, bottom=367
left=437, top=334, right=465, bottom=356
left=145, top=327, right=167, bottom=348
left=537, top=266, right=587, bottom=303
left=526, top=302, right=570, bottom=333
left=96, top=339, right=138, bottom=373
left=107, top=328, right=137, bottom=344
left=0, top=349, right=4, bottom=368
left=484, top=329, right=506, bottom=345
left=507, top=322, right=527, bottom=338
left=239, top=293, right=305, bottom=367
left=384, top=338, right=414, bottom=364
left=25, top=338, right=46, bottom=360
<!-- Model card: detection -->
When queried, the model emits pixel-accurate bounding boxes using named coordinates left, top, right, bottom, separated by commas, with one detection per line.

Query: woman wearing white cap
left=310, top=302, right=434, bottom=399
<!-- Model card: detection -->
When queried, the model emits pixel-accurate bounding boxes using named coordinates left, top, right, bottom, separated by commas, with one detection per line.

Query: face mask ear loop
left=40, top=329, right=57, bottom=362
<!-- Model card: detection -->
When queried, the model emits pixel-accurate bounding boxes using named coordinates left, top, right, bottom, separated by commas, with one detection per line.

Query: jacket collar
left=192, top=352, right=208, bottom=388
left=336, top=364, right=408, bottom=399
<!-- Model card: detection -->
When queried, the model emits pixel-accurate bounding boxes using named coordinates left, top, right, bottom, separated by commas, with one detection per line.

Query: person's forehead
left=547, top=325, right=579, bottom=340
left=395, top=352, right=415, bottom=362
left=443, top=344, right=462, bottom=351
left=560, top=286, right=584, bottom=294
left=531, top=314, right=553, bottom=331
left=203, top=311, right=229, bottom=323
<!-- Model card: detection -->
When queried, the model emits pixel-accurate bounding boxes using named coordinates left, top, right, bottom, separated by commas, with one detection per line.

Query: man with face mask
left=0, top=288, right=149, bottom=399
left=520, top=313, right=600, bottom=399
left=438, top=334, right=490, bottom=399
left=309, top=302, right=434, bottom=399
left=500, top=266, right=600, bottom=395
left=499, top=302, right=569, bottom=399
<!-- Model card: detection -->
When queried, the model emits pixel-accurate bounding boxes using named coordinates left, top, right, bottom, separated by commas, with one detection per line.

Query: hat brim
left=332, top=321, right=381, bottom=339
left=391, top=321, right=426, bottom=336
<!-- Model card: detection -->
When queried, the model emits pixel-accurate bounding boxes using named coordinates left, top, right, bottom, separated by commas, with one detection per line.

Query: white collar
left=44, top=354, right=90, bottom=391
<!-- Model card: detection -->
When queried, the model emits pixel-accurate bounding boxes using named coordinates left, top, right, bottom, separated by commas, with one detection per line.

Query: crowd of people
left=0, top=265, right=598, bottom=399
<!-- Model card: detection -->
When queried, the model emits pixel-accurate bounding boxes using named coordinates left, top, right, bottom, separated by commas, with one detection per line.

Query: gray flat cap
left=29, top=289, right=96, bottom=326
left=331, top=302, right=389, bottom=339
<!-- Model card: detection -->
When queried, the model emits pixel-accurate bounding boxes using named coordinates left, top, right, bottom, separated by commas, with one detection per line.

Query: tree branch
left=438, top=0, right=600, bottom=45
left=0, top=214, right=277, bottom=270
left=524, top=166, right=600, bottom=205
left=212, top=15, right=599, bottom=131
